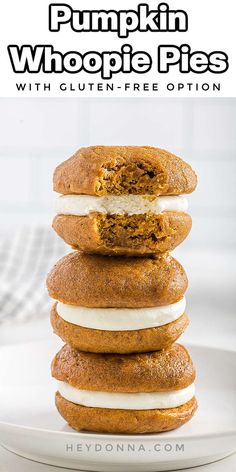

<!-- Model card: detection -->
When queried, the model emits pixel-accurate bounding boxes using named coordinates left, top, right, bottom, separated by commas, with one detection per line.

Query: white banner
left=0, top=0, right=235, bottom=97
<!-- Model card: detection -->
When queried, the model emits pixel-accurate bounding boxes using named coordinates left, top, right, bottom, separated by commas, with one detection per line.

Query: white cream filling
left=55, top=194, right=188, bottom=216
left=56, top=297, right=186, bottom=331
left=57, top=381, right=195, bottom=410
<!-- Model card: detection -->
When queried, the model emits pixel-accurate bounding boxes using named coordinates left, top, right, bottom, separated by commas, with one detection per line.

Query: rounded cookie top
left=53, top=146, right=197, bottom=196
left=46, top=251, right=188, bottom=307
left=52, top=343, right=196, bottom=393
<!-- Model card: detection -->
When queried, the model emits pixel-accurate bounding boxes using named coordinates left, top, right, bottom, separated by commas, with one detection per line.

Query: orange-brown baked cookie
left=52, top=344, right=197, bottom=434
left=50, top=303, right=189, bottom=353
left=52, top=211, right=192, bottom=256
left=55, top=393, right=197, bottom=434
left=46, top=252, right=188, bottom=307
left=53, top=146, right=197, bottom=196
left=52, top=343, right=195, bottom=392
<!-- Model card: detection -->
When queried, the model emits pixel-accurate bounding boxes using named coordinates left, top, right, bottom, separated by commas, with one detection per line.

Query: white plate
left=0, top=339, right=235, bottom=472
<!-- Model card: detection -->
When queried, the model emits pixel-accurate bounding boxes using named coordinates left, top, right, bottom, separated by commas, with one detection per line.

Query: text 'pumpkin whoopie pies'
left=47, top=251, right=189, bottom=353
left=53, top=146, right=197, bottom=256
left=48, top=145, right=198, bottom=434
left=51, top=343, right=197, bottom=434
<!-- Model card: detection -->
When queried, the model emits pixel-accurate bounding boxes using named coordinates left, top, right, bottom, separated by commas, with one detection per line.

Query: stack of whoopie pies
left=47, top=146, right=198, bottom=434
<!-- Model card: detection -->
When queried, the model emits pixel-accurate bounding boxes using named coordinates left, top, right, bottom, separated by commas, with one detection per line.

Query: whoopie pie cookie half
left=53, top=146, right=197, bottom=196
left=46, top=251, right=188, bottom=308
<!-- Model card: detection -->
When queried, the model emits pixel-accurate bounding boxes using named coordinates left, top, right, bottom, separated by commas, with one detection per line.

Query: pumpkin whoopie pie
left=53, top=146, right=197, bottom=255
left=52, top=343, right=197, bottom=434
left=47, top=251, right=188, bottom=353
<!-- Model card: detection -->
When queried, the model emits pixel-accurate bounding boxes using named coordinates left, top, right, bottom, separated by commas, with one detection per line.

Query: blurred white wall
left=0, top=98, right=236, bottom=250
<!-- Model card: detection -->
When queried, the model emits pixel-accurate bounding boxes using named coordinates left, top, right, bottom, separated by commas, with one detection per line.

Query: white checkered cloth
left=0, top=227, right=67, bottom=324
